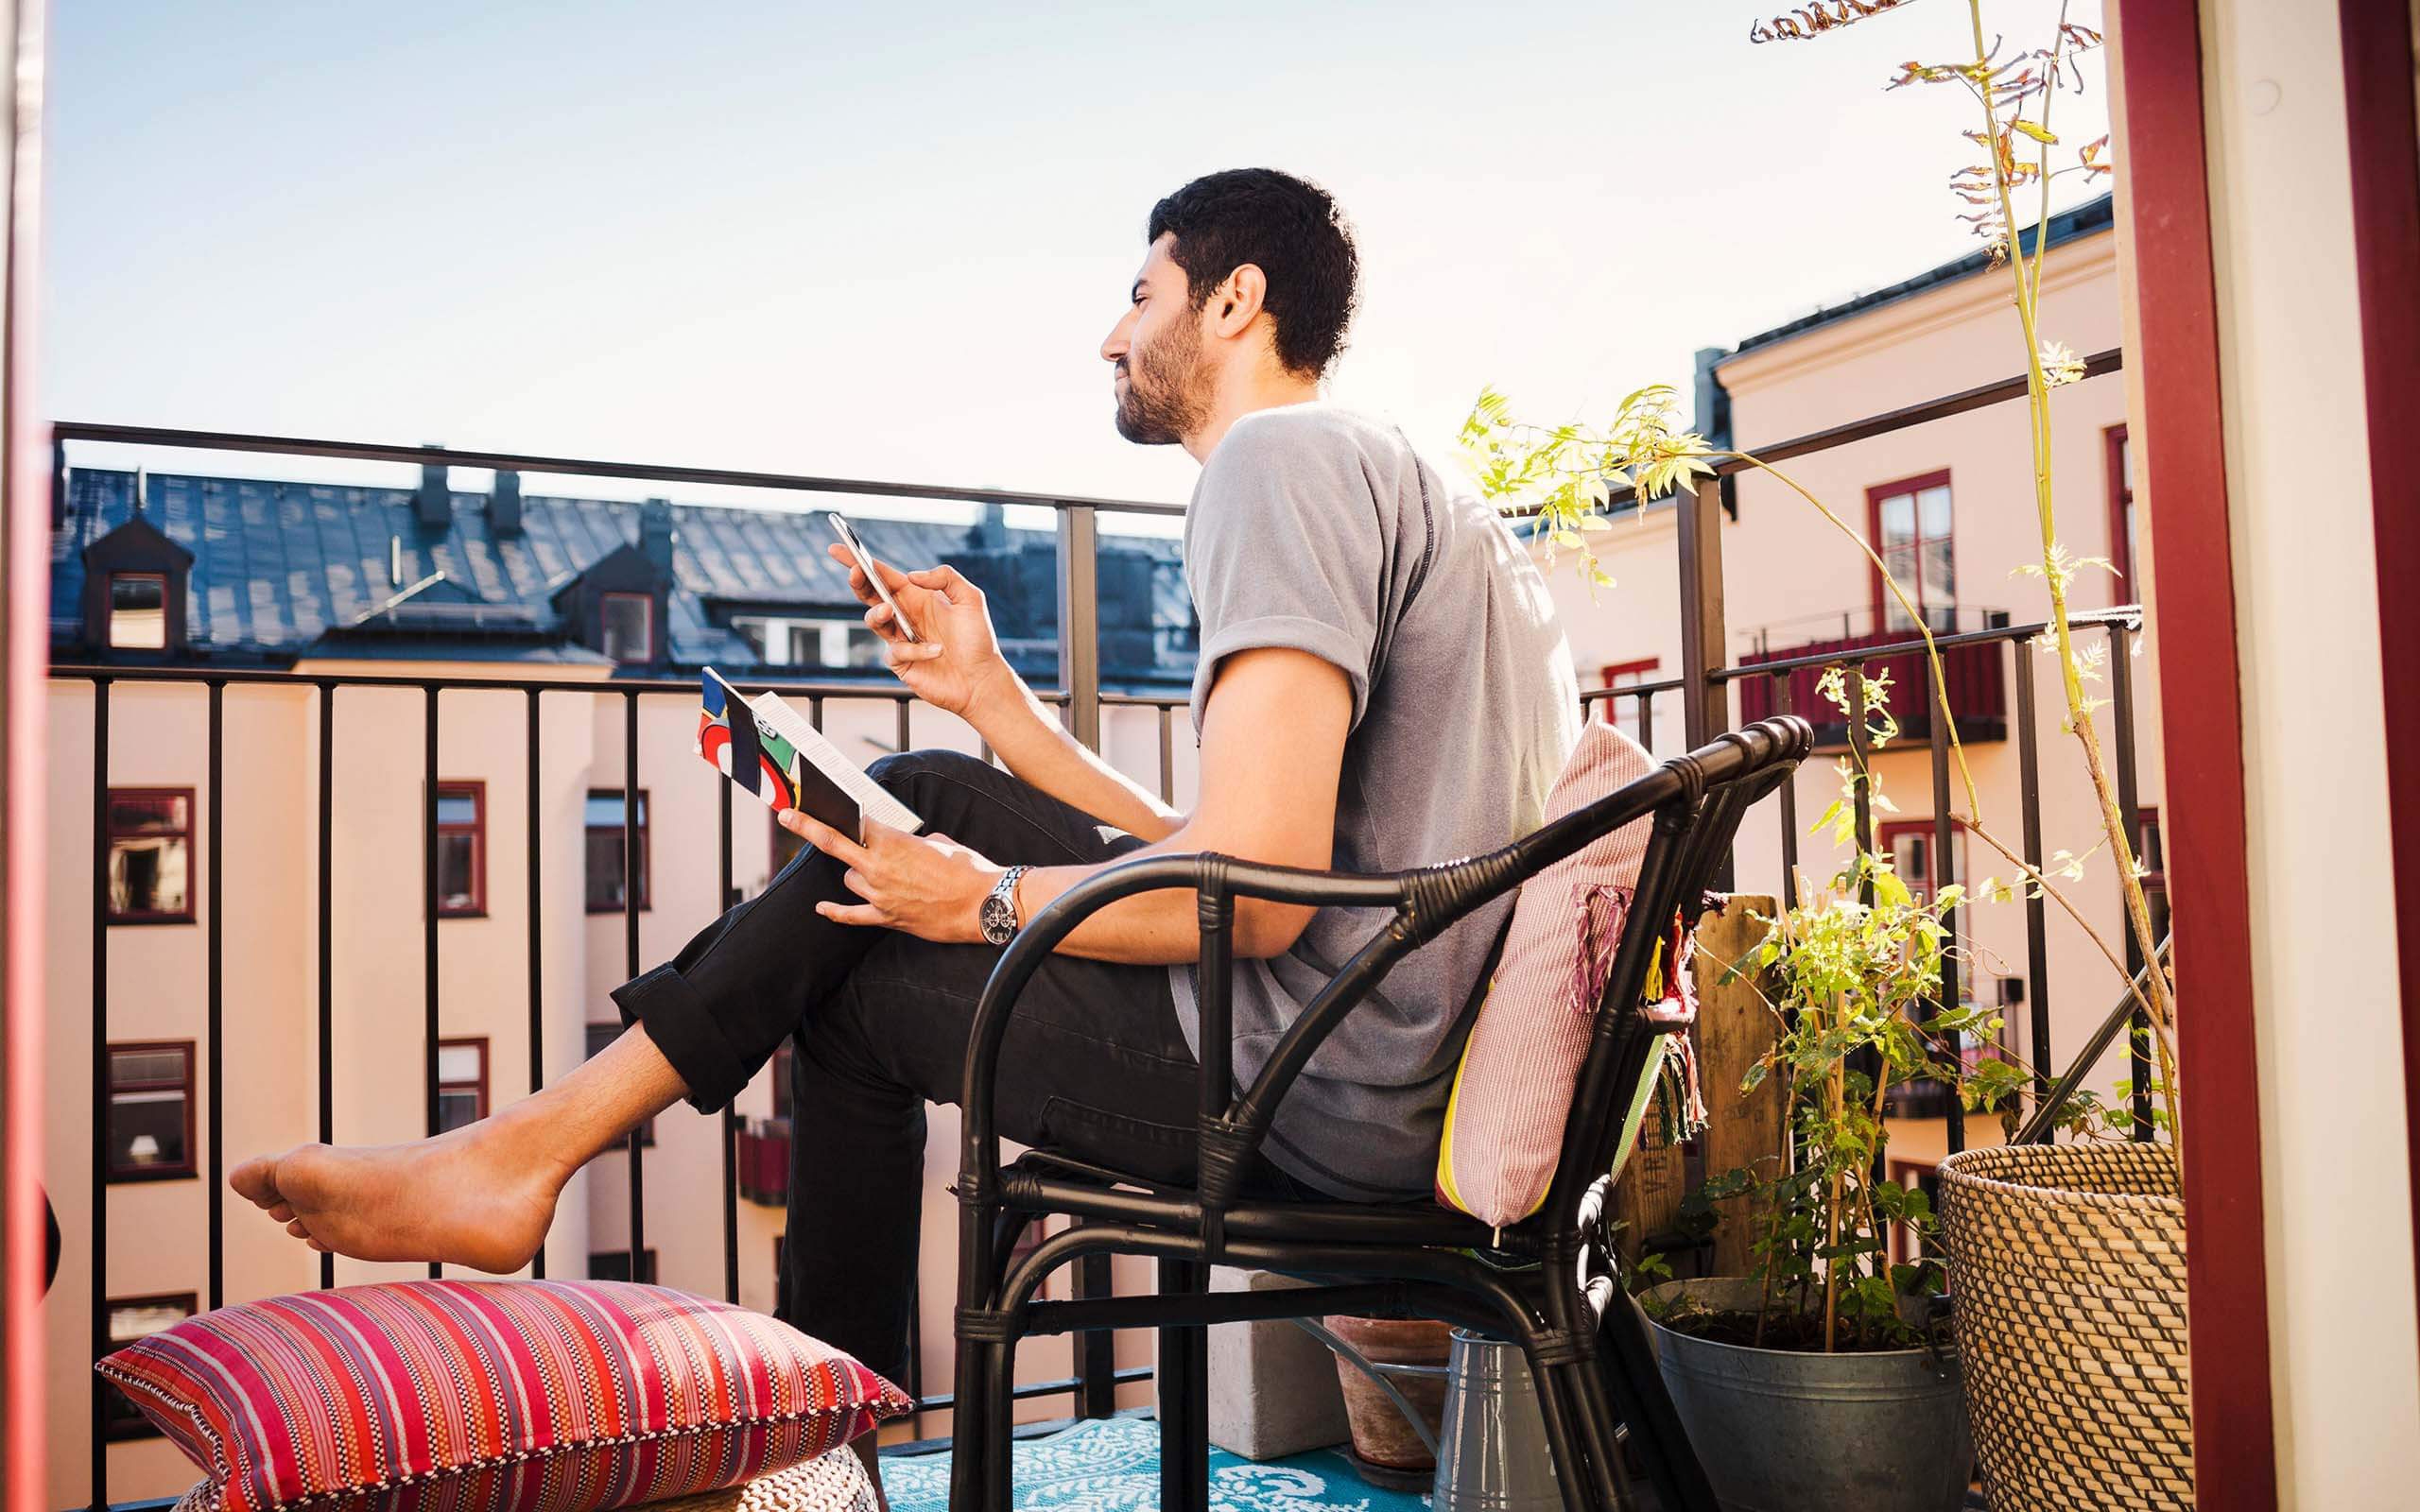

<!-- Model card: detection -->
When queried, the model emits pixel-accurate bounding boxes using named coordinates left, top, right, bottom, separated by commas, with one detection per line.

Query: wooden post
left=1612, top=1086, right=1686, bottom=1269
left=1694, top=896, right=1787, bottom=1278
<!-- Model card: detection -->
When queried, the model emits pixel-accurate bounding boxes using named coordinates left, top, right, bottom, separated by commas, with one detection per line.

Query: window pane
left=435, top=793, right=478, bottom=827
left=586, top=832, right=627, bottom=910
left=437, top=833, right=477, bottom=911
left=1892, top=833, right=1933, bottom=895
left=435, top=1090, right=481, bottom=1135
left=112, top=1048, right=186, bottom=1087
left=109, top=794, right=187, bottom=833
left=110, top=835, right=188, bottom=917
left=437, top=1042, right=483, bottom=1084
left=109, top=1091, right=187, bottom=1172
left=1921, top=538, right=1955, bottom=606
left=1917, top=485, right=1953, bottom=540
left=109, top=576, right=167, bottom=650
left=1877, top=493, right=1915, bottom=546
left=108, top=1298, right=190, bottom=1344
left=786, top=627, right=817, bottom=665
left=584, top=792, right=646, bottom=828
left=601, top=595, right=651, bottom=663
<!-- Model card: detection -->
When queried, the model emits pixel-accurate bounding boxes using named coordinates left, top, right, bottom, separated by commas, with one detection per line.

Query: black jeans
left=612, top=748, right=1296, bottom=1388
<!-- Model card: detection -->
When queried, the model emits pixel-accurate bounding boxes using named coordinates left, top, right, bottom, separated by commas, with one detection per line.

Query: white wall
left=2197, top=1, right=2420, bottom=1502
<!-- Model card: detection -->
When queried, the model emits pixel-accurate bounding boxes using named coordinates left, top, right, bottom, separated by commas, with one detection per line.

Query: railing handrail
left=43, top=662, right=1081, bottom=699
left=49, top=421, right=1189, bottom=519
left=1712, top=606, right=2143, bottom=681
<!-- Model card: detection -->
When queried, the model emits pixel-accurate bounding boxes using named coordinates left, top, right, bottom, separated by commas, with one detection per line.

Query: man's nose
left=1100, top=312, right=1133, bottom=363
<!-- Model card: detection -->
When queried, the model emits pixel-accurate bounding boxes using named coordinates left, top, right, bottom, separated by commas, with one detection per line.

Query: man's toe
left=229, top=1154, right=281, bottom=1208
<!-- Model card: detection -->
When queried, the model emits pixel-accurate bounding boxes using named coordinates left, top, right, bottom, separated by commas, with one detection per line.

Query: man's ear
left=1213, top=265, right=1268, bottom=337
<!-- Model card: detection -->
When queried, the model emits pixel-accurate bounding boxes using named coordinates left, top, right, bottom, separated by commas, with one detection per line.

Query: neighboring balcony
left=1734, top=605, right=2013, bottom=747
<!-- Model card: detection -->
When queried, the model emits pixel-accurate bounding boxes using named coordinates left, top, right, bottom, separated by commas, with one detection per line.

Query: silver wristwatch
left=980, top=866, right=1030, bottom=946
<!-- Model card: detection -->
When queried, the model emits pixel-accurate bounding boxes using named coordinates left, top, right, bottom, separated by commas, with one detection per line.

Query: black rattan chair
left=946, top=716, right=1813, bottom=1512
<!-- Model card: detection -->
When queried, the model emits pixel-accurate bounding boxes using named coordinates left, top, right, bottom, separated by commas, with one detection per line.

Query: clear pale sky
left=43, top=1, right=2109, bottom=524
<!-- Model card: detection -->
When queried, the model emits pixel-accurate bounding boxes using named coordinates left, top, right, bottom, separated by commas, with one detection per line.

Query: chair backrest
left=1529, top=717, right=1810, bottom=1240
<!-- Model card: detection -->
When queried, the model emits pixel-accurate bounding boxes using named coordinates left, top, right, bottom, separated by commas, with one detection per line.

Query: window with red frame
left=1868, top=471, right=1955, bottom=633
left=434, top=782, right=485, bottom=917
left=2106, top=424, right=2136, bottom=602
left=601, top=593, right=654, bottom=664
left=1599, top=656, right=1661, bottom=745
left=1877, top=818, right=1964, bottom=903
left=106, top=788, right=195, bottom=923
left=106, top=1041, right=196, bottom=1181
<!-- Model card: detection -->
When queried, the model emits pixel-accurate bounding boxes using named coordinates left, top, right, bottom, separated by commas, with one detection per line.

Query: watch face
left=981, top=891, right=1015, bottom=943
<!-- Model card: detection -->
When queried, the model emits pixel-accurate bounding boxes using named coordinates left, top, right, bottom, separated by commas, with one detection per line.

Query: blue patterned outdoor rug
left=881, top=1412, right=1432, bottom=1510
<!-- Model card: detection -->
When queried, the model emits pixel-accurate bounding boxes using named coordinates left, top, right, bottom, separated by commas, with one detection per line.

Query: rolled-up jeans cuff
left=611, top=963, right=749, bottom=1114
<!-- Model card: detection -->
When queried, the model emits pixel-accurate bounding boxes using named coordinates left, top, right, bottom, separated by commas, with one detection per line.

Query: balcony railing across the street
left=53, top=350, right=2157, bottom=1510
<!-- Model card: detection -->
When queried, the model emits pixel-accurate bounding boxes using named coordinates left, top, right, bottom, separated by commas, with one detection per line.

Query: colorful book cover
left=696, top=668, right=921, bottom=842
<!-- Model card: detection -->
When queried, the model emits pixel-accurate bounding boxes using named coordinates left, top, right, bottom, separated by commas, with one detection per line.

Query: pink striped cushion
left=95, top=1280, right=910, bottom=1512
left=1436, top=718, right=1692, bottom=1228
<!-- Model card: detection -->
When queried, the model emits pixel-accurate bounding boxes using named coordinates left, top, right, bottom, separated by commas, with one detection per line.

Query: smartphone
left=825, top=511, right=921, bottom=644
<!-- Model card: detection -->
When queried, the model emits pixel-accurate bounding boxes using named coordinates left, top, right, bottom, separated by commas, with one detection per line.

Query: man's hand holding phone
left=824, top=530, right=1014, bottom=724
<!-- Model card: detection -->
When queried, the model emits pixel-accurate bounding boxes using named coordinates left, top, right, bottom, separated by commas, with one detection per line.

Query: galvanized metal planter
left=1638, top=1277, right=1974, bottom=1512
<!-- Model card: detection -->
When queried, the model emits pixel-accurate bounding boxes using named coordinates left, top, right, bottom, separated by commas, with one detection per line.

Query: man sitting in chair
left=233, top=166, right=1580, bottom=1493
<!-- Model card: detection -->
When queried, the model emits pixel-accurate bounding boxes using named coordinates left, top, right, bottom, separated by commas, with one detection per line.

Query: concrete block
left=1202, top=1266, right=1351, bottom=1461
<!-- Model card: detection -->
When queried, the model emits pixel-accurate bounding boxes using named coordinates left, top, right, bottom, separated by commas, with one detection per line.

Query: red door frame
left=1, top=7, right=45, bottom=1512
left=2111, top=2, right=2278, bottom=1504
left=2338, top=0, right=2420, bottom=1359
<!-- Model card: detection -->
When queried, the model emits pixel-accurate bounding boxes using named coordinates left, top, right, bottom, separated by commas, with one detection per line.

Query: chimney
left=130, top=467, right=148, bottom=518
left=415, top=446, right=450, bottom=529
left=972, top=501, right=1009, bottom=553
left=490, top=470, right=525, bottom=536
left=639, top=498, right=678, bottom=575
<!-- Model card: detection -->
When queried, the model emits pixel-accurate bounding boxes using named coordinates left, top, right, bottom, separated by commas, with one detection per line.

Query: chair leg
left=1557, top=1355, right=1642, bottom=1512
left=985, top=1332, right=1020, bottom=1508
left=1527, top=1349, right=1607, bottom=1512
left=1597, top=1288, right=1719, bottom=1512
left=948, top=1333, right=990, bottom=1511
left=1156, top=1257, right=1210, bottom=1512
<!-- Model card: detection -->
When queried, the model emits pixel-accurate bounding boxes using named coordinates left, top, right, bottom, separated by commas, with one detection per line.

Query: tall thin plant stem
left=1962, top=0, right=2179, bottom=1150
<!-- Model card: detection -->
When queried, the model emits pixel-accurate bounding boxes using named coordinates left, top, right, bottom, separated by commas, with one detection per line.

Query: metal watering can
left=1296, top=1320, right=1562, bottom=1511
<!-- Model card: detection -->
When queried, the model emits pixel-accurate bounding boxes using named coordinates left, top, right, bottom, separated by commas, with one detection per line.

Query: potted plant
left=1628, top=700, right=2004, bottom=1512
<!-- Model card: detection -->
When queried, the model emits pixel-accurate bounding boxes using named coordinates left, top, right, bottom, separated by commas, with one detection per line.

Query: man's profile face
left=1101, top=233, right=1211, bottom=447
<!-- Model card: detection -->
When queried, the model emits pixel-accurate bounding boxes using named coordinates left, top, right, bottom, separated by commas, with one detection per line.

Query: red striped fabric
left=96, top=1280, right=910, bottom=1512
left=1436, top=717, right=1691, bottom=1228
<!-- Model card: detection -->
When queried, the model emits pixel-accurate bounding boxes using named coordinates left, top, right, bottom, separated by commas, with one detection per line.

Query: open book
left=696, top=668, right=922, bottom=842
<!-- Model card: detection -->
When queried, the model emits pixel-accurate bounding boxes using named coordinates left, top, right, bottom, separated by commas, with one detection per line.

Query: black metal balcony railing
left=54, top=343, right=2155, bottom=1512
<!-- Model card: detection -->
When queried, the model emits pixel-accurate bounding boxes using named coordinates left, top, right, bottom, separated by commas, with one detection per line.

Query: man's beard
left=1114, top=317, right=1209, bottom=446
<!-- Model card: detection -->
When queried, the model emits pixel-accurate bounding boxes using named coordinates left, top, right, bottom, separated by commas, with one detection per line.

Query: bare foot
left=230, top=1110, right=568, bottom=1275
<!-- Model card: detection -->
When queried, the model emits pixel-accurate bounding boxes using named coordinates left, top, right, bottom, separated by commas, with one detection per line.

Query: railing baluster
left=1774, top=673, right=1800, bottom=908
left=1076, top=1250, right=1115, bottom=1419
left=1927, top=673, right=1963, bottom=1155
left=526, top=690, right=545, bottom=1280
left=424, top=686, right=441, bottom=1280
left=1057, top=505, right=1102, bottom=751
left=719, top=776, right=739, bottom=1304
left=317, top=682, right=335, bottom=1292
left=2109, top=623, right=2151, bottom=1140
left=2014, top=644, right=2053, bottom=1102
left=1158, top=705, right=1174, bottom=805
left=1847, top=664, right=1875, bottom=896
left=90, top=678, right=110, bottom=1512
left=207, top=679, right=225, bottom=1311
left=895, top=696, right=912, bottom=757
left=623, top=691, right=646, bottom=1280
left=1634, top=689, right=1653, bottom=753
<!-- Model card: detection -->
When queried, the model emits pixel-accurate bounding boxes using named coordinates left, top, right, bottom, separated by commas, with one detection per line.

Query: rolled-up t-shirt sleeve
left=1185, top=418, right=1386, bottom=735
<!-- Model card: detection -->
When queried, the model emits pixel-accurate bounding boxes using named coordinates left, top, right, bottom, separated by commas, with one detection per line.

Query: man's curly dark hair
left=1147, top=168, right=1360, bottom=379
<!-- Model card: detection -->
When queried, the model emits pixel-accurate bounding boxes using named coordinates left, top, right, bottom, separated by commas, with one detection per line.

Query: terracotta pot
left=1322, top=1314, right=1452, bottom=1470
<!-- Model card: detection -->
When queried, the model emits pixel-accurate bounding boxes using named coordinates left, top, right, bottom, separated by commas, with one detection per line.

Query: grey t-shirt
left=1169, top=402, right=1581, bottom=1200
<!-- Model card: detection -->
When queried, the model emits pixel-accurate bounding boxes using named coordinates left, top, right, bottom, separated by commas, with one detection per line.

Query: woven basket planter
left=1938, top=1142, right=2191, bottom=1511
